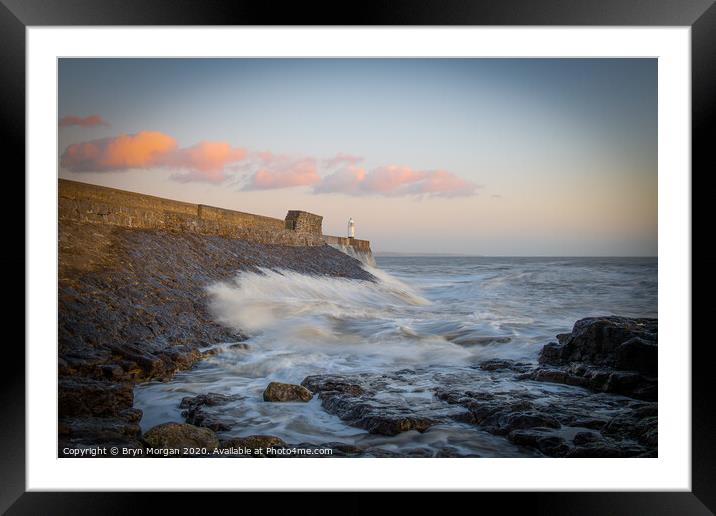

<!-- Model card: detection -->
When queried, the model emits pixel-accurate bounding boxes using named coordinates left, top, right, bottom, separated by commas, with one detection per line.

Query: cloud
left=313, top=166, right=366, bottom=194
left=61, top=131, right=177, bottom=172
left=164, top=141, right=248, bottom=183
left=244, top=154, right=320, bottom=190
left=60, top=132, right=476, bottom=195
left=59, top=114, right=110, bottom=128
left=323, top=152, right=364, bottom=168
left=315, top=164, right=477, bottom=197
left=60, top=132, right=248, bottom=182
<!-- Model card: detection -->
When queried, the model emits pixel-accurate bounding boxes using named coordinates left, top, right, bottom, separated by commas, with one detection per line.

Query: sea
left=134, top=256, right=657, bottom=457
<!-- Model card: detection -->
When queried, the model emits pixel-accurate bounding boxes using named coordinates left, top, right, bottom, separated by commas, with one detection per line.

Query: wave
left=206, top=267, right=429, bottom=335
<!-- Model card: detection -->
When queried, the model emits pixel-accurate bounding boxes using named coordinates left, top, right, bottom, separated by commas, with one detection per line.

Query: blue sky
left=58, top=58, right=657, bottom=256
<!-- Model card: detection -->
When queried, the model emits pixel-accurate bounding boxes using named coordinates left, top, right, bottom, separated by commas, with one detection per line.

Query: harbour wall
left=59, top=179, right=372, bottom=255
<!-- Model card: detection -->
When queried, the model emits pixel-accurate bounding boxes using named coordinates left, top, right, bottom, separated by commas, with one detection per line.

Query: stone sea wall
left=59, top=179, right=327, bottom=246
left=58, top=179, right=377, bottom=452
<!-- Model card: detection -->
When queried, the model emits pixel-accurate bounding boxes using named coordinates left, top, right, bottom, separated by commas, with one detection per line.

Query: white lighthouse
left=348, top=217, right=355, bottom=238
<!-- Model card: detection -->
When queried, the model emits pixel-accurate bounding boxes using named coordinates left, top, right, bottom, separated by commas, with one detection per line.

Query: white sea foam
left=134, top=257, right=657, bottom=455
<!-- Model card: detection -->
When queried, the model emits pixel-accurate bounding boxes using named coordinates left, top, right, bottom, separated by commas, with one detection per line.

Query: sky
left=58, top=58, right=657, bottom=256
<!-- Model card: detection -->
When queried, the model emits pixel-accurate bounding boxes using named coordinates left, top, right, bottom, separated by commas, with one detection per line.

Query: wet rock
left=615, top=337, right=657, bottom=375
left=143, top=422, right=219, bottom=450
left=602, top=405, right=658, bottom=448
left=525, top=363, right=656, bottom=400
left=58, top=377, right=134, bottom=418
left=302, top=375, right=365, bottom=396
left=436, top=379, right=655, bottom=457
left=59, top=415, right=141, bottom=442
left=530, top=317, right=658, bottom=401
left=180, top=392, right=241, bottom=409
left=263, top=382, right=313, bottom=402
left=106, top=342, right=167, bottom=379
left=566, top=443, right=647, bottom=458
left=572, top=431, right=601, bottom=445
left=478, top=359, right=532, bottom=373
left=179, top=393, right=242, bottom=431
left=539, top=316, right=657, bottom=368
left=321, top=395, right=436, bottom=436
left=303, top=373, right=440, bottom=436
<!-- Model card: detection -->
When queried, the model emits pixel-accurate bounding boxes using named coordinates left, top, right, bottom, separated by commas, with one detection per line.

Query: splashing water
left=134, top=256, right=657, bottom=456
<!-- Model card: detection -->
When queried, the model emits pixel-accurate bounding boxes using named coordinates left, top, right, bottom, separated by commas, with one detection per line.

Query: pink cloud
left=313, top=166, right=366, bottom=194
left=60, top=132, right=248, bottom=183
left=61, top=131, right=177, bottom=172
left=315, top=164, right=477, bottom=197
left=323, top=152, right=364, bottom=168
left=164, top=141, right=248, bottom=183
left=244, top=155, right=320, bottom=190
left=60, top=133, right=476, bottom=195
left=59, top=114, right=110, bottom=128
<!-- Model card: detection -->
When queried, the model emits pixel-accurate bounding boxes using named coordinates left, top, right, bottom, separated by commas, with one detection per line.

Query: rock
left=507, top=429, right=571, bottom=456
left=263, top=382, right=313, bottom=402
left=303, top=373, right=439, bottom=436
left=479, top=359, right=531, bottom=373
left=572, top=431, right=601, bottom=445
left=179, top=393, right=242, bottom=431
left=616, top=337, right=657, bottom=375
left=106, top=342, right=167, bottom=379
left=58, top=377, right=134, bottom=418
left=566, top=443, right=646, bottom=458
left=539, top=316, right=657, bottom=368
left=180, top=392, right=241, bottom=409
left=59, top=415, right=142, bottom=441
left=143, top=422, right=219, bottom=450
left=302, top=375, right=365, bottom=396
left=530, top=317, right=657, bottom=401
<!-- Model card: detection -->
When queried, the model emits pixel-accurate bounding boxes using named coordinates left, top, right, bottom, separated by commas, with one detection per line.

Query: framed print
left=5, top=0, right=715, bottom=511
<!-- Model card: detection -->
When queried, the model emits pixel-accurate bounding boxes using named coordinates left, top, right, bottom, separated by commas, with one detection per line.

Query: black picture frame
left=4, top=0, right=714, bottom=512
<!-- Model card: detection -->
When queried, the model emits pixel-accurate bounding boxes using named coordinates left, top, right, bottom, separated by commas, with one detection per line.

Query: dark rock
left=566, top=443, right=645, bottom=458
left=263, top=382, right=313, bottom=402
left=317, top=392, right=436, bottom=436
left=180, top=392, right=241, bottom=409
left=143, top=422, right=219, bottom=450
left=616, top=337, right=657, bottom=375
left=539, top=316, right=657, bottom=368
left=59, top=415, right=141, bottom=441
left=573, top=431, right=601, bottom=445
left=508, top=429, right=571, bottom=456
left=58, top=377, right=133, bottom=418
left=179, top=392, right=242, bottom=431
left=302, top=375, right=365, bottom=396
left=530, top=317, right=657, bottom=401
left=303, top=373, right=440, bottom=436
left=479, top=359, right=531, bottom=373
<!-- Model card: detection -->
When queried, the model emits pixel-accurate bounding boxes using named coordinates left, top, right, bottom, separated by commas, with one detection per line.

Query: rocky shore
left=152, top=316, right=657, bottom=458
left=58, top=220, right=374, bottom=453
left=59, top=219, right=657, bottom=458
